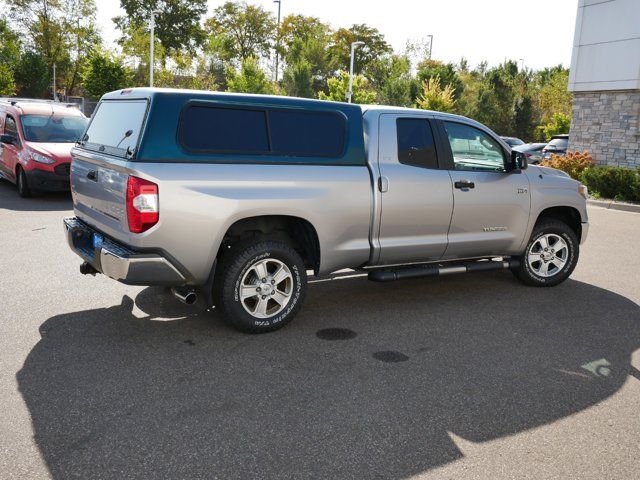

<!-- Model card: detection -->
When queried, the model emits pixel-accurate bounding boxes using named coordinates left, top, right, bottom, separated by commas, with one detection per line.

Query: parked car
left=64, top=88, right=589, bottom=333
left=542, top=134, right=569, bottom=158
left=514, top=142, right=547, bottom=164
left=0, top=98, right=88, bottom=197
left=500, top=136, right=525, bottom=147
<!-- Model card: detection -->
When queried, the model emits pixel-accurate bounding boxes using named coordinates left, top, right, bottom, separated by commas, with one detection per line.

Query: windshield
left=21, top=114, right=88, bottom=143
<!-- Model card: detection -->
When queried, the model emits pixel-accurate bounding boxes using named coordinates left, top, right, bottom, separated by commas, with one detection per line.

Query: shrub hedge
left=541, top=152, right=640, bottom=203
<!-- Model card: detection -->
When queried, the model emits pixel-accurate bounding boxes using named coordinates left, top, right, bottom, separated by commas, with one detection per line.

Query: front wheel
left=214, top=239, right=307, bottom=333
left=512, top=219, right=579, bottom=287
left=16, top=167, right=31, bottom=198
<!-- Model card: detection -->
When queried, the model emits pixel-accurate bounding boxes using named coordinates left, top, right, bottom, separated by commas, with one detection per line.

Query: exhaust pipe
left=172, top=286, right=197, bottom=305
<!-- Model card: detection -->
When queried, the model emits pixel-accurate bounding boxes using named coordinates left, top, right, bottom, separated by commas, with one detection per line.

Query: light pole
left=519, top=58, right=525, bottom=71
left=427, top=35, right=433, bottom=59
left=347, top=41, right=365, bottom=103
left=149, top=9, right=161, bottom=87
left=274, top=0, right=282, bottom=82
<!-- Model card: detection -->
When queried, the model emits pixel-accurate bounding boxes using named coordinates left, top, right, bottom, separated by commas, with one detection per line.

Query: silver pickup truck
left=64, top=88, right=588, bottom=333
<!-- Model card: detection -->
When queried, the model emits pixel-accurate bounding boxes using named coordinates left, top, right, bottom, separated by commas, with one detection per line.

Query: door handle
left=454, top=180, right=475, bottom=189
left=378, top=176, right=389, bottom=193
left=86, top=170, right=98, bottom=182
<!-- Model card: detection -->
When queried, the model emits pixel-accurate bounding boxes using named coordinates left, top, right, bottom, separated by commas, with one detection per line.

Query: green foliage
left=416, top=59, right=463, bottom=100
left=0, top=64, right=16, bottom=96
left=415, top=77, right=456, bottom=113
left=226, top=57, right=276, bottom=95
left=7, top=0, right=101, bottom=95
left=282, top=60, right=314, bottom=98
left=13, top=51, right=50, bottom=97
left=115, top=0, right=206, bottom=55
left=369, top=55, right=413, bottom=107
left=318, top=71, right=376, bottom=104
left=81, top=51, right=129, bottom=98
left=513, top=95, right=535, bottom=140
left=580, top=166, right=640, bottom=203
left=0, top=19, right=20, bottom=95
left=536, top=113, right=571, bottom=141
left=206, top=1, right=276, bottom=64
left=328, top=24, right=392, bottom=76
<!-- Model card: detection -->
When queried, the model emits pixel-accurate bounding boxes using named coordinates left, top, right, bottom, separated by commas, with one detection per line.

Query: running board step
left=367, top=259, right=520, bottom=282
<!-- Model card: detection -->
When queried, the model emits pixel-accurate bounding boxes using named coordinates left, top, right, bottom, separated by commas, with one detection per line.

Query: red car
left=0, top=99, right=88, bottom=197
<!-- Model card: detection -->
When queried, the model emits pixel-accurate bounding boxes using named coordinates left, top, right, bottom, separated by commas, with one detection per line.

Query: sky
left=96, top=0, right=579, bottom=70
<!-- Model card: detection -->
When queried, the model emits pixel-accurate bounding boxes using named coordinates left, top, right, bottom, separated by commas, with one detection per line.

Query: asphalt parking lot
left=1, top=179, right=639, bottom=480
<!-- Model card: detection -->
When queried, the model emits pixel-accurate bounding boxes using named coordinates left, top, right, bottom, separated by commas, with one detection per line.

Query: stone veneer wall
left=569, top=90, right=640, bottom=167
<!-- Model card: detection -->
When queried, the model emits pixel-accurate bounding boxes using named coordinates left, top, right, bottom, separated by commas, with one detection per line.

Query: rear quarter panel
left=128, top=163, right=372, bottom=283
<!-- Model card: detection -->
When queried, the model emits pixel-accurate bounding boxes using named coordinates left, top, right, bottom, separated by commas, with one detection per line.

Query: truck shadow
left=17, top=274, right=640, bottom=479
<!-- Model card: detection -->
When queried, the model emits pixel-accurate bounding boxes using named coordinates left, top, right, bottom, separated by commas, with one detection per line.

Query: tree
left=226, top=57, right=276, bottom=94
left=13, top=51, right=50, bottom=97
left=205, top=1, right=276, bottom=65
left=318, top=71, right=376, bottom=104
left=369, top=54, right=413, bottom=107
left=537, top=113, right=571, bottom=141
left=278, top=14, right=332, bottom=93
left=115, top=0, right=206, bottom=55
left=415, top=77, right=456, bottom=113
left=328, top=24, right=392, bottom=76
left=513, top=95, right=535, bottom=140
left=7, top=0, right=101, bottom=95
left=416, top=59, right=464, bottom=100
left=0, top=19, right=20, bottom=95
left=538, top=68, right=572, bottom=124
left=82, top=51, right=129, bottom=98
left=282, top=60, right=314, bottom=98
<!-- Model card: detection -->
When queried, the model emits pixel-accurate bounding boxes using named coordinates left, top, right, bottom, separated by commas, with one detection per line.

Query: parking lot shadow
left=0, top=179, right=72, bottom=212
left=17, top=275, right=640, bottom=479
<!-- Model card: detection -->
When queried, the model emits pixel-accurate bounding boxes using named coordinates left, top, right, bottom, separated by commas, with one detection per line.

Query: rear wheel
left=16, top=167, right=31, bottom=198
left=512, top=219, right=579, bottom=287
left=214, top=239, right=307, bottom=333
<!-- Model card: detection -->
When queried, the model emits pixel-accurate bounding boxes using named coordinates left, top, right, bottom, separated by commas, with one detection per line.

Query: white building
left=568, top=0, right=640, bottom=166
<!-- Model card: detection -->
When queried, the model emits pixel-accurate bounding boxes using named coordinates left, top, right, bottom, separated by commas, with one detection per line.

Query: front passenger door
left=439, top=120, right=530, bottom=259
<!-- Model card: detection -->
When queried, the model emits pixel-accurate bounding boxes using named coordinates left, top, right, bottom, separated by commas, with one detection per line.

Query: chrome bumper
left=581, top=222, right=589, bottom=244
left=63, top=217, right=186, bottom=286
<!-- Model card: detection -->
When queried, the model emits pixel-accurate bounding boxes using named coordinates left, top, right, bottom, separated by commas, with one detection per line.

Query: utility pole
left=52, top=63, right=56, bottom=101
left=427, top=35, right=433, bottom=59
left=347, top=41, right=365, bottom=103
left=274, top=0, right=282, bottom=82
left=149, top=10, right=161, bottom=87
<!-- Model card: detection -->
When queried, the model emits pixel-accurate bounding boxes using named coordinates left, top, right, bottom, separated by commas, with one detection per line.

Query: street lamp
left=274, top=0, right=282, bottom=82
left=427, top=34, right=433, bottom=59
left=149, top=9, right=161, bottom=87
left=347, top=41, right=365, bottom=103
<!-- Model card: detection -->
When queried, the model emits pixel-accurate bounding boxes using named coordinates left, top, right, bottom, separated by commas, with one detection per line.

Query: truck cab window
left=443, top=121, right=505, bottom=172
left=396, top=118, right=438, bottom=169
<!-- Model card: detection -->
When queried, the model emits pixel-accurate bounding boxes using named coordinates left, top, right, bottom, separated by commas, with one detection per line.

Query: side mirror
left=507, top=150, right=527, bottom=172
left=0, top=134, right=15, bottom=145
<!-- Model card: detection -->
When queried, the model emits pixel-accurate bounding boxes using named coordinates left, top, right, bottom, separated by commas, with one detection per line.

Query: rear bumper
left=27, top=167, right=70, bottom=192
left=63, top=217, right=186, bottom=286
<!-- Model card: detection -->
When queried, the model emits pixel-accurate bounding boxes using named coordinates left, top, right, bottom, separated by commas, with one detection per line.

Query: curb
left=588, top=198, right=640, bottom=213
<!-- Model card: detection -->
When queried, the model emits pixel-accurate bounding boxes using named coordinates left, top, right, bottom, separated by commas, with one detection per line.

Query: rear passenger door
left=375, top=114, right=453, bottom=265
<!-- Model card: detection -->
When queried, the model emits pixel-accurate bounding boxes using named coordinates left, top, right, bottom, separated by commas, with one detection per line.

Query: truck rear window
left=179, top=105, right=346, bottom=158
left=82, top=100, right=148, bottom=157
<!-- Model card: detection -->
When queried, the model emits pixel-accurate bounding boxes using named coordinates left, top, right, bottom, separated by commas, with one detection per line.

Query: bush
left=580, top=166, right=640, bottom=203
left=541, top=151, right=594, bottom=180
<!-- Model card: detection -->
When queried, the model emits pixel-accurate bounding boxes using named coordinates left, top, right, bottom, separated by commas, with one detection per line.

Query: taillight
left=126, top=176, right=159, bottom=233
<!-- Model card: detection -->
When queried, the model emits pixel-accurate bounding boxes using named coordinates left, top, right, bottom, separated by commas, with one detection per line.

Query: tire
left=214, top=239, right=308, bottom=333
left=512, top=219, right=579, bottom=287
left=16, top=167, right=31, bottom=198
